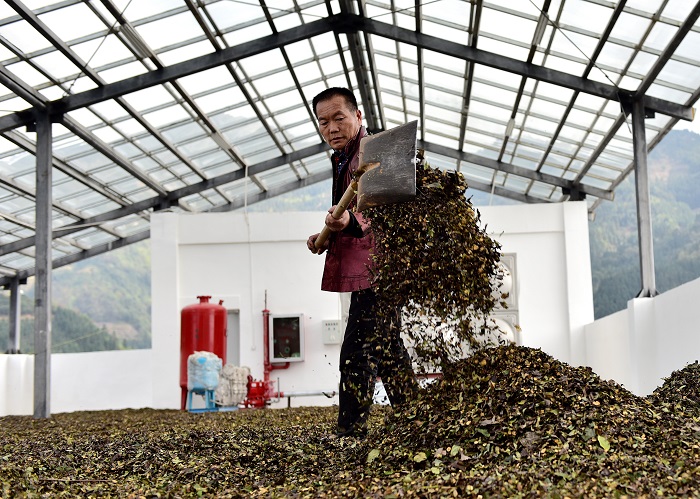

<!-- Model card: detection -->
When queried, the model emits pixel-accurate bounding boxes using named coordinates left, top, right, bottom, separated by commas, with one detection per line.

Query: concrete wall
left=585, top=277, right=700, bottom=396
left=0, top=350, right=152, bottom=416
left=151, top=211, right=342, bottom=410
left=478, top=201, right=594, bottom=365
left=151, top=203, right=594, bottom=410
left=0, top=202, right=597, bottom=415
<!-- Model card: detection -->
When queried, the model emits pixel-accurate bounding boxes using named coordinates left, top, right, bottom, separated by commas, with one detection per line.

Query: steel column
left=632, top=97, right=657, bottom=298
left=33, top=112, right=53, bottom=419
left=7, top=276, right=21, bottom=354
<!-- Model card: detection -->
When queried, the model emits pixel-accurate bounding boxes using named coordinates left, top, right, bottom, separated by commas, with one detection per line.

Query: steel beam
left=0, top=163, right=326, bottom=287
left=636, top=2, right=700, bottom=96
left=457, top=0, right=482, bottom=153
left=0, top=142, right=329, bottom=256
left=571, top=1, right=699, bottom=187
left=0, top=12, right=691, bottom=137
left=59, top=117, right=168, bottom=197
left=348, top=15, right=694, bottom=121
left=6, top=275, right=21, bottom=354
left=420, top=140, right=613, bottom=200
left=33, top=111, right=52, bottom=419
left=49, top=230, right=150, bottom=269
left=2, top=130, right=127, bottom=205
left=632, top=97, right=657, bottom=298
left=461, top=176, right=550, bottom=205
left=209, top=169, right=332, bottom=212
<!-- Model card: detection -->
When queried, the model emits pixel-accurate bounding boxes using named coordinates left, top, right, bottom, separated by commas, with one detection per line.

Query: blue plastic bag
left=187, top=351, right=222, bottom=391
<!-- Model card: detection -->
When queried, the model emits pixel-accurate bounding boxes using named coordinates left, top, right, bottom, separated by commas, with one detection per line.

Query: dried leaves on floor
left=2, top=345, right=699, bottom=498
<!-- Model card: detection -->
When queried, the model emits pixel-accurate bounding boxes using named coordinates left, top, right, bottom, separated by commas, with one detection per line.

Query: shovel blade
left=356, top=120, right=417, bottom=212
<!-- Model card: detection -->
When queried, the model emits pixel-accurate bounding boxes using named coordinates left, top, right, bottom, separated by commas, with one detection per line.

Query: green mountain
left=47, top=240, right=152, bottom=348
left=590, top=129, right=700, bottom=318
left=5, top=240, right=152, bottom=350
left=0, top=304, right=125, bottom=354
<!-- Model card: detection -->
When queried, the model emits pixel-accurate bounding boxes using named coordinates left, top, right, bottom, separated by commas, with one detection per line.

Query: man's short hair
left=312, top=87, right=358, bottom=117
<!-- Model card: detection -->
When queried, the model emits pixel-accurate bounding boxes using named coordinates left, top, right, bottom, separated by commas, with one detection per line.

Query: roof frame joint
left=562, top=186, right=586, bottom=202
left=619, top=94, right=656, bottom=120
left=26, top=110, right=63, bottom=133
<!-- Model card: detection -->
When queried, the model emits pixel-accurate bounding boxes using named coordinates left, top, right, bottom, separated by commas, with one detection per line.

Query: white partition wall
left=150, top=211, right=342, bottom=410
left=478, top=201, right=595, bottom=366
left=585, top=277, right=700, bottom=395
left=0, top=350, right=153, bottom=416
left=149, top=204, right=595, bottom=410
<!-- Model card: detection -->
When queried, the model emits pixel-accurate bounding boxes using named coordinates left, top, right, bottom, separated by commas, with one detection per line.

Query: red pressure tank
left=180, top=296, right=227, bottom=410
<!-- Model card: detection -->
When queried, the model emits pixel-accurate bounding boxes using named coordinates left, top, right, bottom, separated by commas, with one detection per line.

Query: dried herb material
left=366, top=159, right=506, bottom=371
left=2, top=345, right=699, bottom=497
left=649, top=360, right=700, bottom=412
left=369, top=345, right=700, bottom=497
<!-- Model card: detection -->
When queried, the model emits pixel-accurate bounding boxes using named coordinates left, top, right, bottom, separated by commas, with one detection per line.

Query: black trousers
left=337, top=288, right=417, bottom=436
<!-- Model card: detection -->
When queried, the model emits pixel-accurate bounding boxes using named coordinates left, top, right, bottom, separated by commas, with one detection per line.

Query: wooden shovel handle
left=315, top=180, right=358, bottom=250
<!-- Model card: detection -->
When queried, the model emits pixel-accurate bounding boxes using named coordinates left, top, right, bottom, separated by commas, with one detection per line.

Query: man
left=307, top=87, right=417, bottom=439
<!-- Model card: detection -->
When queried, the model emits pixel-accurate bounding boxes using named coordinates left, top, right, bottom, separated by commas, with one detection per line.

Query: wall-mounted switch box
left=322, top=320, right=342, bottom=345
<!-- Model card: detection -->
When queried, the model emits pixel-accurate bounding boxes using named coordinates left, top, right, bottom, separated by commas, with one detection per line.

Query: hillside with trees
left=590, top=129, right=700, bottom=318
left=45, top=240, right=152, bottom=348
left=0, top=298, right=125, bottom=354
left=0, top=240, right=151, bottom=352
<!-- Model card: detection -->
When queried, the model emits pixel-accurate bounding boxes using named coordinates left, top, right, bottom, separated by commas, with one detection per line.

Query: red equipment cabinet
left=180, top=296, right=227, bottom=410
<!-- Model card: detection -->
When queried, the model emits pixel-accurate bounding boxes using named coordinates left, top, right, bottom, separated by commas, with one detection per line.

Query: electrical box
left=270, top=314, right=304, bottom=362
left=322, top=320, right=342, bottom=345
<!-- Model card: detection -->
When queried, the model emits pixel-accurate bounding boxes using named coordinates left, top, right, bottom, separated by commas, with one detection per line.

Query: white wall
left=151, top=211, right=342, bottom=410
left=0, top=350, right=153, bottom=416
left=478, top=201, right=594, bottom=365
left=0, top=202, right=597, bottom=415
left=585, top=277, right=700, bottom=395
left=149, top=204, right=593, bottom=410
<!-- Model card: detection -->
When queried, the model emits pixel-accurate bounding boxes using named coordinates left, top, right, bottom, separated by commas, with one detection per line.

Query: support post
left=631, top=97, right=657, bottom=298
left=7, top=276, right=21, bottom=353
left=33, top=112, right=52, bottom=419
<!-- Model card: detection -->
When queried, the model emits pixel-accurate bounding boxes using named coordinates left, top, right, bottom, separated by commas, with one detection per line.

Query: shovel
left=314, top=120, right=417, bottom=251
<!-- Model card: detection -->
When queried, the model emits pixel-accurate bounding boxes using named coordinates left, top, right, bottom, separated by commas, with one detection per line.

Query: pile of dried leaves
left=2, top=345, right=699, bottom=497
left=649, top=360, right=700, bottom=412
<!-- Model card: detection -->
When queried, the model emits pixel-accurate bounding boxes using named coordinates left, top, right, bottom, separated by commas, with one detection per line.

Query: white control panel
left=322, top=320, right=342, bottom=345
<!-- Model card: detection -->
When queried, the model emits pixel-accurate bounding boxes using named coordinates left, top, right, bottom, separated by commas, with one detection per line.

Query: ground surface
left=1, top=345, right=699, bottom=498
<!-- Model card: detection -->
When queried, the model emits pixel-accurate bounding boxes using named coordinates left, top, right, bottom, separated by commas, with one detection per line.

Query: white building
left=2, top=201, right=699, bottom=416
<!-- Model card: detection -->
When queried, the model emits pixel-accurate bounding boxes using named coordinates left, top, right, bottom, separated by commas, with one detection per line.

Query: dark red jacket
left=321, top=126, right=374, bottom=292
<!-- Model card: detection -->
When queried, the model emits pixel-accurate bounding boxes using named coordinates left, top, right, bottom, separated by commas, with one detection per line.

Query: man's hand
left=307, top=233, right=328, bottom=255
left=325, top=206, right=350, bottom=232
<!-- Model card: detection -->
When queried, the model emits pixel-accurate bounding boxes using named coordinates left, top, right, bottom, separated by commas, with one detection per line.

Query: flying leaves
left=365, top=158, right=505, bottom=372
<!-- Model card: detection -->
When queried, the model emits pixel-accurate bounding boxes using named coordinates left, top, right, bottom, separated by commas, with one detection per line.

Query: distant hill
left=0, top=303, right=125, bottom=354
left=48, top=240, right=152, bottom=348
left=2, top=129, right=700, bottom=351
left=589, top=129, right=700, bottom=318
left=11, top=240, right=152, bottom=350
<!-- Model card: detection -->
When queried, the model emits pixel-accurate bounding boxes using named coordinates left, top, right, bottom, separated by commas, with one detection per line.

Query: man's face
left=315, top=95, right=362, bottom=151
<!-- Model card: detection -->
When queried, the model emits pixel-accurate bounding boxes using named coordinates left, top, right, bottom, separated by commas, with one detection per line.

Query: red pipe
left=244, top=305, right=289, bottom=408
left=263, top=307, right=290, bottom=380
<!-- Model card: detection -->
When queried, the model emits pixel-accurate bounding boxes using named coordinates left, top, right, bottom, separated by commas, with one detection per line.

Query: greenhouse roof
left=0, top=0, right=699, bottom=285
